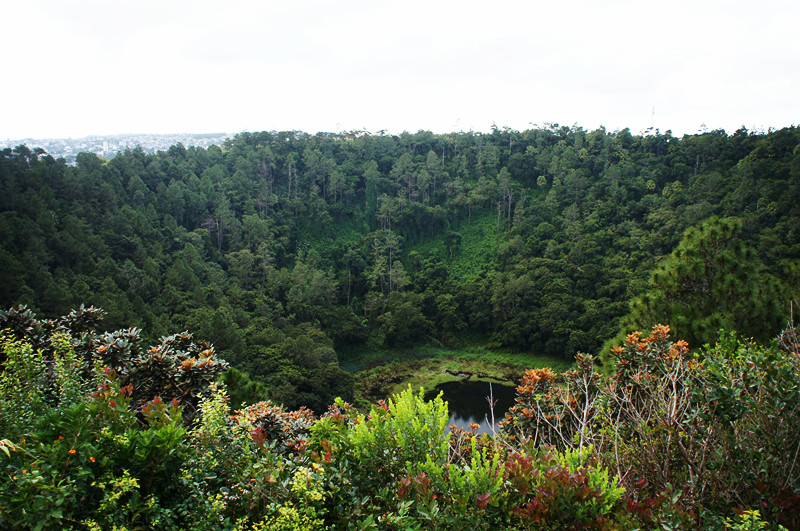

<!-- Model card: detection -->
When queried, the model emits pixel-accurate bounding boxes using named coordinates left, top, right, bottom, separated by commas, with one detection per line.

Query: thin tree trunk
left=496, top=200, right=502, bottom=245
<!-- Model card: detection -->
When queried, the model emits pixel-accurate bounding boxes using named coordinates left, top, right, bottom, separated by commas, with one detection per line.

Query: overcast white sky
left=2, top=0, right=798, bottom=140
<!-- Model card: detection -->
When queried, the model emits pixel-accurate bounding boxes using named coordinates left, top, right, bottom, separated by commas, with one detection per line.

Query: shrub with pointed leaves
left=0, top=306, right=227, bottom=423
left=234, top=400, right=315, bottom=455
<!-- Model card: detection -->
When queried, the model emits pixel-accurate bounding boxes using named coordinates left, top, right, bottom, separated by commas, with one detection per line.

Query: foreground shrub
left=183, top=385, right=305, bottom=527
left=0, top=306, right=232, bottom=529
left=0, top=331, right=89, bottom=441
left=502, top=445, right=627, bottom=529
left=0, top=368, right=199, bottom=529
left=303, top=387, right=451, bottom=527
left=503, top=323, right=800, bottom=528
left=0, top=305, right=228, bottom=422
left=3, top=306, right=799, bottom=529
left=234, top=400, right=316, bottom=455
left=695, top=331, right=800, bottom=528
left=502, top=354, right=603, bottom=451
left=404, top=442, right=628, bottom=530
left=304, top=387, right=631, bottom=530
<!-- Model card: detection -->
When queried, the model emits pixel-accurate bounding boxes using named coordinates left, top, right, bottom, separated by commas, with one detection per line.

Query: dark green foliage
left=696, top=331, right=800, bottom=528
left=375, top=291, right=432, bottom=346
left=623, top=217, right=785, bottom=348
left=237, top=320, right=354, bottom=413
left=2, top=126, right=800, bottom=408
left=221, top=366, right=271, bottom=409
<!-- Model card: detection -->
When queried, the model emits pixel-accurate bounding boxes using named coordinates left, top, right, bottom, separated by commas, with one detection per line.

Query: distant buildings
left=1, top=133, right=231, bottom=164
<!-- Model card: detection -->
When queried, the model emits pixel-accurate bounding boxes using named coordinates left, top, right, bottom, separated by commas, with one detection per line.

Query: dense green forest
left=2, top=126, right=799, bottom=412
left=2, top=125, right=800, bottom=529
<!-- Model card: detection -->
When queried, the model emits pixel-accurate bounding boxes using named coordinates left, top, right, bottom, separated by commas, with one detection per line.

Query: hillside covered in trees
left=1, top=125, right=799, bottom=411
left=2, top=125, right=800, bottom=529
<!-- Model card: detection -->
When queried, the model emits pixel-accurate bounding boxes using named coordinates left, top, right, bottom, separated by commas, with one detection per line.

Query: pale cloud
left=2, top=0, right=797, bottom=139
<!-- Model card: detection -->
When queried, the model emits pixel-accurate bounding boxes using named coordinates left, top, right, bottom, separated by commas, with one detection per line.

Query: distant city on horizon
left=3, top=123, right=791, bottom=166
left=1, top=132, right=232, bottom=164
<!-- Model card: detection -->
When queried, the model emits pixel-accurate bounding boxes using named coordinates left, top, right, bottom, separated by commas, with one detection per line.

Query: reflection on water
left=425, top=380, right=516, bottom=434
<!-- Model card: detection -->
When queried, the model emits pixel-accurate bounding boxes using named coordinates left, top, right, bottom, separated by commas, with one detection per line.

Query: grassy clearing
left=340, top=339, right=571, bottom=373
left=342, top=340, right=573, bottom=407
left=444, top=211, right=501, bottom=282
left=300, top=214, right=368, bottom=259
left=404, top=211, right=500, bottom=282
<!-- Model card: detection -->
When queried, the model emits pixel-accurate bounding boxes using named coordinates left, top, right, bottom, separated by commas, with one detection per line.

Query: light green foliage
left=0, top=439, right=18, bottom=457
left=725, top=510, right=787, bottom=531
left=0, top=329, right=99, bottom=441
left=416, top=436, right=505, bottom=513
left=50, top=332, right=90, bottom=406
left=0, top=333, right=48, bottom=438
left=348, top=386, right=450, bottom=474
left=195, top=383, right=232, bottom=439
left=286, top=463, right=330, bottom=523
left=552, top=445, right=626, bottom=514
left=290, top=465, right=325, bottom=503
left=425, top=212, right=498, bottom=282
left=306, top=391, right=452, bottom=527
left=184, top=385, right=265, bottom=522
left=253, top=505, right=325, bottom=531
left=83, top=469, right=143, bottom=528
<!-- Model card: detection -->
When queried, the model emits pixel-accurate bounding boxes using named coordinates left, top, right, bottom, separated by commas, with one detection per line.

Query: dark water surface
left=425, top=380, right=517, bottom=434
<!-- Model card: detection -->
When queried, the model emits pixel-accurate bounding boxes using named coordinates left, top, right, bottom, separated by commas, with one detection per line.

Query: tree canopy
left=2, top=126, right=799, bottom=407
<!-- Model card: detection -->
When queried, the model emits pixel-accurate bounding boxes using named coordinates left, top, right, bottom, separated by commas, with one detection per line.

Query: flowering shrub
left=503, top=354, right=603, bottom=451
left=234, top=400, right=315, bottom=455
left=133, top=331, right=227, bottom=420
left=3, top=306, right=799, bottom=528
left=605, top=325, right=704, bottom=504
left=1, top=305, right=228, bottom=423
left=0, top=368, right=197, bottom=529
left=502, top=323, right=800, bottom=528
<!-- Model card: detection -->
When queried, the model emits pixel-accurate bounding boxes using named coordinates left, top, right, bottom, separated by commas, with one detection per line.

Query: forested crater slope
left=1, top=126, right=799, bottom=410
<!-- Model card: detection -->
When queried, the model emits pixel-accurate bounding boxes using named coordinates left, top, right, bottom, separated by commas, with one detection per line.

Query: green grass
left=403, top=210, right=501, bottom=282
left=444, top=211, right=501, bottom=282
left=340, top=337, right=571, bottom=373
left=405, top=344, right=571, bottom=371
left=298, top=213, right=367, bottom=259
left=342, top=338, right=573, bottom=407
